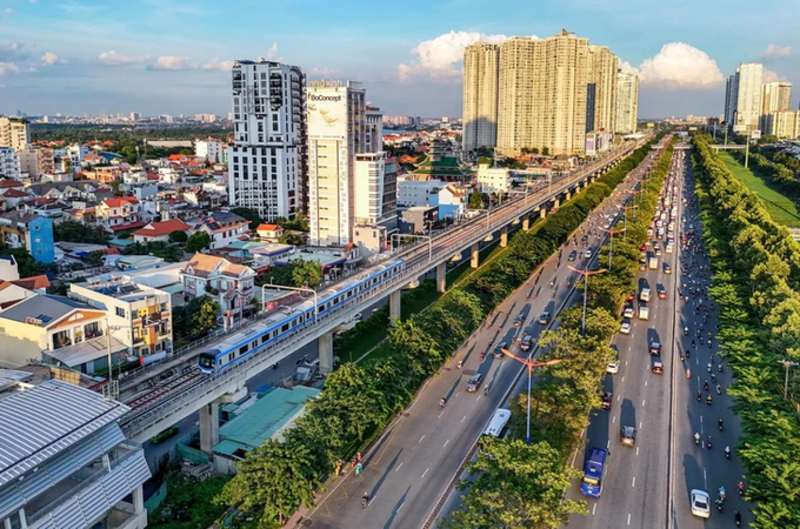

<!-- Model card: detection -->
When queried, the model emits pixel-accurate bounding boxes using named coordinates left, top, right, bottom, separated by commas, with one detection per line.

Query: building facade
left=730, top=63, right=763, bottom=134
left=193, top=211, right=250, bottom=250
left=762, top=111, right=800, bottom=139
left=0, top=212, right=54, bottom=263
left=227, top=60, right=306, bottom=221
left=615, top=71, right=639, bottom=134
left=0, top=117, right=29, bottom=152
left=307, top=80, right=367, bottom=247
left=462, top=42, right=500, bottom=153
left=761, top=82, right=792, bottom=115
left=196, top=138, right=224, bottom=164
left=0, top=147, right=20, bottom=180
left=497, top=37, right=537, bottom=155
left=586, top=45, right=619, bottom=134
left=180, top=253, right=256, bottom=321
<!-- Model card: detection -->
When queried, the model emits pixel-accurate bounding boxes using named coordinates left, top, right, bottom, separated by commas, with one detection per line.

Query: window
left=115, top=307, right=125, bottom=318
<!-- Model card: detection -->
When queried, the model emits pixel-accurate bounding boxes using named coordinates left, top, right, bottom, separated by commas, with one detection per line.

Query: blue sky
left=0, top=0, right=797, bottom=119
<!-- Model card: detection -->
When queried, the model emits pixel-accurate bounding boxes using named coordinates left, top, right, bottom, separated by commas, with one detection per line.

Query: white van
left=640, top=288, right=651, bottom=302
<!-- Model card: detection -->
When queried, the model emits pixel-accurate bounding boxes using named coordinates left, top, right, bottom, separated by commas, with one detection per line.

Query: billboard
left=308, top=89, right=348, bottom=141
left=647, top=122, right=654, bottom=128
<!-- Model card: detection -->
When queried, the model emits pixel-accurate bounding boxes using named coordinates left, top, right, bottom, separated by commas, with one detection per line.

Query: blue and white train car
left=198, top=258, right=406, bottom=374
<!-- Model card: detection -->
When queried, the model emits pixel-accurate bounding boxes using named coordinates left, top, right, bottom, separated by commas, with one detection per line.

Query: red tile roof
left=167, top=154, right=186, bottom=161
left=2, top=188, right=28, bottom=197
left=109, top=221, right=147, bottom=232
left=147, top=172, right=160, bottom=180
left=0, top=179, right=24, bottom=189
left=132, top=219, right=192, bottom=238
left=102, top=197, right=139, bottom=208
left=257, top=223, right=283, bottom=232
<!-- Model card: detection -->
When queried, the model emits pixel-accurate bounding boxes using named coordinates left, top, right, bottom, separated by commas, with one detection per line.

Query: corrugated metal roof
left=0, top=380, right=129, bottom=487
left=0, top=369, right=33, bottom=392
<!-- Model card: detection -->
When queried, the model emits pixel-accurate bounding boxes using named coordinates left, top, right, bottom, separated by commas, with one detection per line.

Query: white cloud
left=152, top=56, right=195, bottom=70
left=200, top=58, right=234, bottom=71
left=0, top=62, right=20, bottom=75
left=625, top=42, right=723, bottom=89
left=762, top=44, right=792, bottom=58
left=763, top=67, right=788, bottom=83
left=309, top=66, right=339, bottom=77
left=399, top=30, right=509, bottom=82
left=99, top=50, right=148, bottom=66
left=266, top=42, right=278, bottom=60
left=0, top=8, right=13, bottom=17
left=40, top=52, right=62, bottom=65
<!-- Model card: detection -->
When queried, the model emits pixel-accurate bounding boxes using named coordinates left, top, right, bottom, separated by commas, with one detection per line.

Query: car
left=601, top=391, right=613, bottom=410
left=538, top=311, right=551, bottom=325
left=640, top=244, right=648, bottom=251
left=649, top=341, right=661, bottom=356
left=584, top=249, right=593, bottom=259
left=652, top=361, right=664, bottom=374
left=581, top=235, right=588, bottom=243
left=513, top=313, right=525, bottom=327
left=655, top=248, right=662, bottom=257
left=657, top=287, right=667, bottom=300
left=627, top=291, right=636, bottom=302
left=620, top=321, right=631, bottom=334
left=466, top=373, right=483, bottom=392
left=493, top=341, right=508, bottom=358
left=623, top=306, right=635, bottom=319
left=568, top=250, right=577, bottom=261
left=620, top=425, right=636, bottom=446
left=520, top=335, right=532, bottom=351
left=663, top=263, right=671, bottom=274
left=690, top=489, right=711, bottom=519
left=606, top=358, right=620, bottom=374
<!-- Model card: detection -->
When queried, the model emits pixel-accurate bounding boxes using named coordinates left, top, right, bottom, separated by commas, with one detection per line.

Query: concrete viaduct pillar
left=436, top=262, right=446, bottom=294
left=199, top=401, right=220, bottom=454
left=540, top=208, right=547, bottom=219
left=500, top=225, right=508, bottom=248
left=319, top=330, right=334, bottom=374
left=390, top=289, right=402, bottom=323
left=470, top=242, right=480, bottom=269
left=522, top=215, right=530, bottom=231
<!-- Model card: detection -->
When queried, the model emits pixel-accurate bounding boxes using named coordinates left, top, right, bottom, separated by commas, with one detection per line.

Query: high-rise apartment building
left=496, top=30, right=590, bottom=156
left=728, top=63, right=763, bottom=134
left=615, top=72, right=639, bottom=134
left=0, top=117, right=30, bottom=152
left=227, top=59, right=307, bottom=221
left=586, top=45, right=619, bottom=134
left=307, top=81, right=367, bottom=247
left=462, top=43, right=500, bottom=153
left=724, top=74, right=737, bottom=125
left=365, top=105, right=383, bottom=153
left=762, top=111, right=800, bottom=139
left=762, top=82, right=792, bottom=114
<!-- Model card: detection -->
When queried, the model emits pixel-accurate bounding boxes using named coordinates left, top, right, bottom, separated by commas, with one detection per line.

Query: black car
left=568, top=250, right=577, bottom=261
left=493, top=341, right=508, bottom=358
left=466, top=373, right=483, bottom=392
left=620, top=425, right=636, bottom=446
left=514, top=313, right=525, bottom=327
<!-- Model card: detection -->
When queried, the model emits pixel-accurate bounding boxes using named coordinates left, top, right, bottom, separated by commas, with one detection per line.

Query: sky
left=0, top=0, right=798, bottom=119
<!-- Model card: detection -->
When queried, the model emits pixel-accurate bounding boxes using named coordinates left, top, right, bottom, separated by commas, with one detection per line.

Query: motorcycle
left=361, top=494, right=370, bottom=509
left=707, top=436, right=713, bottom=449
left=718, top=363, right=723, bottom=373
left=735, top=511, right=742, bottom=526
left=694, top=433, right=700, bottom=445
left=716, top=385, right=722, bottom=395
left=725, top=446, right=731, bottom=459
left=706, top=394, right=713, bottom=405
left=719, top=419, right=723, bottom=431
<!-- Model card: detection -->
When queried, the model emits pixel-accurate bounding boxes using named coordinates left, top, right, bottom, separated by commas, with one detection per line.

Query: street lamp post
left=778, top=359, right=799, bottom=400
left=599, top=226, right=626, bottom=271
left=620, top=204, right=638, bottom=240
left=499, top=347, right=561, bottom=444
left=568, top=266, right=608, bottom=336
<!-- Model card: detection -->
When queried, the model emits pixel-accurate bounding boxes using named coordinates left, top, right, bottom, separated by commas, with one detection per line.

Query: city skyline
left=0, top=0, right=798, bottom=118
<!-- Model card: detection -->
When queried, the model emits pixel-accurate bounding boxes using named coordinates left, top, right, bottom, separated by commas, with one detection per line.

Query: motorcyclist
left=706, top=394, right=713, bottom=405
left=716, top=384, right=722, bottom=395
left=439, top=397, right=447, bottom=408
left=725, top=446, right=732, bottom=458
left=704, top=380, right=709, bottom=392
left=362, top=492, right=370, bottom=507
left=696, top=390, right=702, bottom=401
left=735, top=511, right=742, bottom=525
left=718, top=418, right=723, bottom=430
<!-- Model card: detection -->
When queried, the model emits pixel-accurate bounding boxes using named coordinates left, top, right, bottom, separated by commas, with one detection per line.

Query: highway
left=300, top=139, right=667, bottom=529
left=119, top=139, right=649, bottom=442
left=562, top=144, right=752, bottom=528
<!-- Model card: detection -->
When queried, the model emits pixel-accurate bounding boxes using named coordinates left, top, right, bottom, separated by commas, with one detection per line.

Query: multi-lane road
left=564, top=144, right=752, bottom=528
left=301, top=139, right=668, bottom=529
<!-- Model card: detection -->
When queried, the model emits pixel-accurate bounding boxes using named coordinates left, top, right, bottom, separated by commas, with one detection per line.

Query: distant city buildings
left=0, top=116, right=30, bottom=152
left=762, top=82, right=793, bottom=114
left=724, top=62, right=763, bottom=134
left=615, top=72, right=639, bottom=134
left=227, top=59, right=307, bottom=222
left=196, top=137, right=224, bottom=164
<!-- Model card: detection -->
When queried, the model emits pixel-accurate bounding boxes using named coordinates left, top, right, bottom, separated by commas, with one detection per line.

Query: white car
left=584, top=249, right=593, bottom=259
left=623, top=306, right=635, bottom=319
left=620, top=321, right=631, bottom=334
left=690, top=489, right=711, bottom=519
left=606, top=359, right=620, bottom=374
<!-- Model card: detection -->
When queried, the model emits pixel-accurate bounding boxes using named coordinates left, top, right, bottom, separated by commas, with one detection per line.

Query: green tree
left=186, top=231, right=211, bottom=253
left=54, top=220, right=110, bottom=244
left=468, top=190, right=484, bottom=210
left=444, top=438, right=586, bottom=529
left=216, top=438, right=317, bottom=527
left=477, top=156, right=493, bottom=166
left=230, top=207, right=262, bottom=230
left=110, top=179, right=121, bottom=197
left=84, top=250, right=106, bottom=268
left=541, top=146, right=550, bottom=156
left=278, top=231, right=306, bottom=246
left=169, top=230, right=188, bottom=243
left=290, top=257, right=322, bottom=288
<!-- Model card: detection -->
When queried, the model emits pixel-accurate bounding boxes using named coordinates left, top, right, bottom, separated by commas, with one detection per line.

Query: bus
left=580, top=447, right=608, bottom=498
left=482, top=408, right=511, bottom=438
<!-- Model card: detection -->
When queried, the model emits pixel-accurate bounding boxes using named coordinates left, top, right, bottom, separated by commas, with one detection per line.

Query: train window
left=261, top=335, right=268, bottom=344
left=281, top=323, right=289, bottom=333
left=239, top=345, right=248, bottom=355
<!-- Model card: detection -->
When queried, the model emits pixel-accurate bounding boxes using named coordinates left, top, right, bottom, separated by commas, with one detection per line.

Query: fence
left=144, top=481, right=168, bottom=517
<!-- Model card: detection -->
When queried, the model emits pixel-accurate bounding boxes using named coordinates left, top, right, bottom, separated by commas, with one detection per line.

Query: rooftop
left=0, top=295, right=94, bottom=326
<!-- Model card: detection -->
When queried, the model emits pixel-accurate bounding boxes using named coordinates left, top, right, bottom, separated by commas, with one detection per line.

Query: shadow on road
left=381, top=486, right=411, bottom=529
left=369, top=449, right=404, bottom=499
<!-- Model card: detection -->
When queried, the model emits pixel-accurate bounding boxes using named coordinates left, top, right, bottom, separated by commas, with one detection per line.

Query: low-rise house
left=434, top=184, right=470, bottom=221
left=256, top=223, right=285, bottom=242
left=180, top=253, right=256, bottom=320
left=96, top=196, right=144, bottom=234
left=0, top=211, right=54, bottom=263
left=0, top=264, right=49, bottom=309
left=194, top=211, right=250, bottom=250
left=132, top=219, right=193, bottom=244
left=0, top=369, right=151, bottom=529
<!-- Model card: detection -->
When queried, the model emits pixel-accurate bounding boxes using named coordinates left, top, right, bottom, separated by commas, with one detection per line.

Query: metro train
left=197, top=258, right=406, bottom=374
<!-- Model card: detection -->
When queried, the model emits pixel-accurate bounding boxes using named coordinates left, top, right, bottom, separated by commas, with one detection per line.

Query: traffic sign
left=751, top=130, right=761, bottom=139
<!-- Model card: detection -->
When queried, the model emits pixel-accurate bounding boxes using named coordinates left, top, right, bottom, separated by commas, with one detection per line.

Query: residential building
left=0, top=369, right=150, bottom=529
left=55, top=144, right=89, bottom=173
left=477, top=164, right=511, bottom=195
left=196, top=137, right=224, bottom=164
left=228, top=59, right=306, bottom=222
left=193, top=211, right=250, bottom=250
left=762, top=82, right=792, bottom=114
left=132, top=219, right=193, bottom=243
left=307, top=80, right=367, bottom=247
left=180, top=253, right=256, bottom=321
left=256, top=223, right=285, bottom=241
left=615, top=71, right=640, bottom=134
left=18, top=147, right=54, bottom=180
left=399, top=205, right=438, bottom=234
left=353, top=152, right=386, bottom=227
left=727, top=63, right=763, bottom=134
left=435, top=184, right=470, bottom=221
left=0, top=147, right=20, bottom=180
left=586, top=45, right=619, bottom=134
left=382, top=157, right=399, bottom=226
left=68, top=277, right=173, bottom=363
left=462, top=42, right=500, bottom=152
left=762, top=111, right=800, bottom=139
left=496, top=30, right=590, bottom=156
left=0, top=211, right=54, bottom=263
left=0, top=116, right=30, bottom=152
left=0, top=256, right=48, bottom=309
left=365, top=106, right=383, bottom=153
left=96, top=197, right=144, bottom=233
left=397, top=175, right=443, bottom=208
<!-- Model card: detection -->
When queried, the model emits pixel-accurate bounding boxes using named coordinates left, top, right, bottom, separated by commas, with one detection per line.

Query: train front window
left=199, top=354, right=216, bottom=369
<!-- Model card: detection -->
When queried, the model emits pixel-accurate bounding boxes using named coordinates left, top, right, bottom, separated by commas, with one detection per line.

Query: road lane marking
left=627, top=513, right=631, bottom=525
left=642, top=399, right=646, bottom=407
left=395, top=462, right=403, bottom=472
left=419, top=435, right=426, bottom=443
left=443, top=439, right=450, bottom=448
left=704, top=468, right=708, bottom=489
left=454, top=392, right=460, bottom=398
left=636, top=446, right=639, bottom=456
left=396, top=502, right=404, bottom=513
left=592, top=503, right=597, bottom=515
left=438, top=411, right=444, bottom=418
left=645, top=380, right=648, bottom=387
left=476, top=395, right=482, bottom=402
left=612, top=415, right=616, bottom=424
left=461, top=415, right=467, bottom=423
left=632, top=477, right=636, bottom=488
left=617, top=394, right=621, bottom=401
left=621, top=376, right=625, bottom=382
left=421, top=468, right=429, bottom=479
